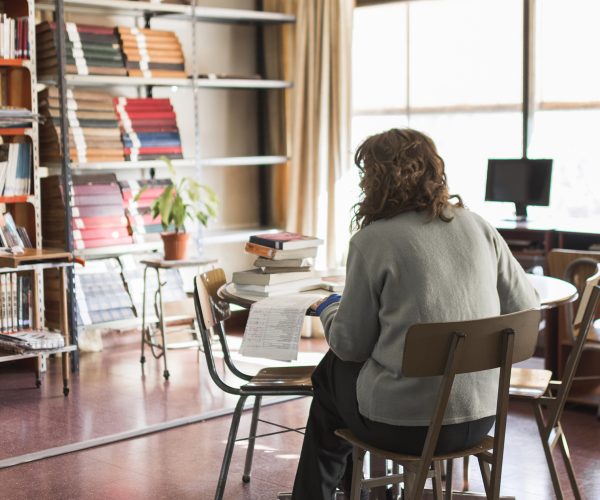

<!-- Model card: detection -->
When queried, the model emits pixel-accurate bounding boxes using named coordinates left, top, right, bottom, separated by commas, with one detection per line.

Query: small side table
left=139, top=256, right=217, bottom=379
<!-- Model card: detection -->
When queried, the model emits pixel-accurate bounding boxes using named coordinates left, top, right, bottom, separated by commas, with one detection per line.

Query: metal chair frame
left=193, top=269, right=314, bottom=500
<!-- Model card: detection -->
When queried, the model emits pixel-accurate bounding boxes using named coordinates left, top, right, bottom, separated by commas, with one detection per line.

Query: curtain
left=263, top=0, right=354, bottom=268
left=287, top=0, right=353, bottom=267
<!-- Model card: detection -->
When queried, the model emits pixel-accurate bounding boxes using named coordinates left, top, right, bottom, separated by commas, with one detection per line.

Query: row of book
left=0, top=106, right=36, bottom=129
left=0, top=14, right=29, bottom=60
left=36, top=22, right=186, bottom=79
left=0, top=272, right=32, bottom=334
left=38, top=88, right=184, bottom=164
left=0, top=142, right=31, bottom=196
left=121, top=179, right=175, bottom=243
left=41, top=173, right=173, bottom=250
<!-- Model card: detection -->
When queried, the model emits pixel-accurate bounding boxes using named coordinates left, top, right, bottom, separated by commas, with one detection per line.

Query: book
left=253, top=257, right=313, bottom=268
left=232, top=277, right=324, bottom=297
left=245, top=242, right=319, bottom=260
left=232, top=268, right=316, bottom=286
left=0, top=331, right=64, bottom=350
left=249, top=232, right=323, bottom=250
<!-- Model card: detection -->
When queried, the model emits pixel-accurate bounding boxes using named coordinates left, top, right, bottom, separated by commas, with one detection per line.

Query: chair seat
left=334, top=428, right=494, bottom=462
left=509, top=367, right=552, bottom=399
left=242, top=365, right=315, bottom=392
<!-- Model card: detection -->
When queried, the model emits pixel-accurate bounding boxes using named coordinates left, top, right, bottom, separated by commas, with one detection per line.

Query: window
left=336, top=0, right=524, bottom=260
left=528, top=0, right=600, bottom=218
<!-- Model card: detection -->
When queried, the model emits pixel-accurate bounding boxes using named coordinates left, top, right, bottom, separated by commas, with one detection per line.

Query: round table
left=527, top=274, right=577, bottom=308
left=218, top=274, right=577, bottom=310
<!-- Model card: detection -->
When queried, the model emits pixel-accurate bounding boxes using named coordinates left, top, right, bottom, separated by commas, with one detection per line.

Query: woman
left=291, top=128, right=539, bottom=499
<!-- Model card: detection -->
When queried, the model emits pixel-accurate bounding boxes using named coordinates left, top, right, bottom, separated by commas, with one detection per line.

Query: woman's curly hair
left=351, top=128, right=464, bottom=230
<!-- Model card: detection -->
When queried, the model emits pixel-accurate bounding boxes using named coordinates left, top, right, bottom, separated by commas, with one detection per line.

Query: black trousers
left=291, top=350, right=495, bottom=500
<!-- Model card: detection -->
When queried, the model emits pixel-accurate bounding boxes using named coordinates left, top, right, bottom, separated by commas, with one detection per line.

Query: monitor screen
left=485, top=158, right=553, bottom=206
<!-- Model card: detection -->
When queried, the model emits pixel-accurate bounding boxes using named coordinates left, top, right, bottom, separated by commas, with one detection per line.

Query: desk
left=219, top=274, right=576, bottom=312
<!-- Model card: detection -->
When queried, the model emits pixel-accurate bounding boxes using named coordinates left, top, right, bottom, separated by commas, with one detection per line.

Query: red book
left=116, top=111, right=177, bottom=120
left=124, top=146, right=182, bottom=155
left=71, top=193, right=124, bottom=207
left=71, top=205, right=125, bottom=218
left=113, top=98, right=172, bottom=107
left=73, top=236, right=133, bottom=249
left=128, top=213, right=160, bottom=225
left=72, top=215, right=128, bottom=229
left=72, top=227, right=130, bottom=240
left=122, top=187, right=165, bottom=201
left=71, top=184, right=120, bottom=196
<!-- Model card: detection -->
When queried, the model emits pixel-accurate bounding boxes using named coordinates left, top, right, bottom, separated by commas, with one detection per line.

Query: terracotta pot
left=161, top=232, right=190, bottom=260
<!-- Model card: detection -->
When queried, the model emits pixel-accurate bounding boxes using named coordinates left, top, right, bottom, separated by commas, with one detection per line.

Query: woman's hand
left=310, top=296, right=329, bottom=312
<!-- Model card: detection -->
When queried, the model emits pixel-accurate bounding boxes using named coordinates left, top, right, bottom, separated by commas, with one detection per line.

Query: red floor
left=0, top=336, right=599, bottom=499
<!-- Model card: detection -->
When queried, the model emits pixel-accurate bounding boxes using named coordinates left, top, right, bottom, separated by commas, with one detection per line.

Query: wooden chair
left=193, top=268, right=315, bottom=500
left=335, top=309, right=541, bottom=500
left=507, top=279, right=600, bottom=500
left=563, top=260, right=600, bottom=416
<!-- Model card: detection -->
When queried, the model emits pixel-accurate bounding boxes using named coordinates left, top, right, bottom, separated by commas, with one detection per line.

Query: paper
left=240, top=293, right=324, bottom=361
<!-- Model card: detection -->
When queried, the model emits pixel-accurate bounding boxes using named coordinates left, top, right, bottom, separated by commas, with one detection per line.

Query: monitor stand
left=502, top=203, right=528, bottom=222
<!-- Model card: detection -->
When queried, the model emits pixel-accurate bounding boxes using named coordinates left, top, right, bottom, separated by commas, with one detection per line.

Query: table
left=139, top=257, right=217, bottom=380
left=219, top=274, right=577, bottom=311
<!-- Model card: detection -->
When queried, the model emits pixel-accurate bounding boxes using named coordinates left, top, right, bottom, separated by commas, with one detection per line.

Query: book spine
left=11, top=273, right=17, bottom=332
left=244, top=242, right=276, bottom=259
left=249, top=235, right=284, bottom=250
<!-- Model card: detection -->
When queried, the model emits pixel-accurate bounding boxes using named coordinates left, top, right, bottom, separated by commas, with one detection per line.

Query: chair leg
left=215, top=396, right=247, bottom=500
left=557, top=426, right=582, bottom=500
left=445, top=459, right=454, bottom=500
left=462, top=456, right=470, bottom=491
left=476, top=455, right=491, bottom=499
left=534, top=404, right=564, bottom=500
left=243, top=396, right=262, bottom=483
left=407, top=462, right=430, bottom=500
left=350, top=446, right=366, bottom=500
left=432, top=462, right=444, bottom=500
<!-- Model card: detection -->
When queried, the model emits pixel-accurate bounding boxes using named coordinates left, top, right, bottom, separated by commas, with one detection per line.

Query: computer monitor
left=485, top=158, right=553, bottom=221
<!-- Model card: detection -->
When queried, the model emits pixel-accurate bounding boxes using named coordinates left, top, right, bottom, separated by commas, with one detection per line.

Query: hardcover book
left=249, top=232, right=324, bottom=250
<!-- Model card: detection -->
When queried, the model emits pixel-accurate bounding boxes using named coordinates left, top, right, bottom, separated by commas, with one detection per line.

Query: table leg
left=156, top=269, right=169, bottom=380
left=140, top=265, right=149, bottom=365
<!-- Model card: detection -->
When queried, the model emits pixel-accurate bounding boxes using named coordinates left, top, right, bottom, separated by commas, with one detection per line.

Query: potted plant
left=137, top=157, right=218, bottom=260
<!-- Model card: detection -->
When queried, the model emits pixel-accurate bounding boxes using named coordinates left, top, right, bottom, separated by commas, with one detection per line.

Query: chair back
left=401, top=309, right=541, bottom=498
left=549, top=285, right=600, bottom=429
left=193, top=269, right=253, bottom=396
left=402, top=309, right=541, bottom=377
left=566, top=260, right=600, bottom=328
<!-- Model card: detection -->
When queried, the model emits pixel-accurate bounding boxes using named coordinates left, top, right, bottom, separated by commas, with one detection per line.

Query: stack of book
left=234, top=232, right=323, bottom=297
left=38, top=87, right=125, bottom=164
left=0, top=14, right=30, bottom=59
left=120, top=254, right=187, bottom=316
left=113, top=97, right=183, bottom=161
left=36, top=22, right=127, bottom=77
left=120, top=179, right=173, bottom=243
left=41, top=174, right=132, bottom=250
left=0, top=107, right=36, bottom=129
left=0, top=331, right=64, bottom=354
left=0, top=142, right=31, bottom=196
left=117, top=27, right=186, bottom=79
left=73, top=259, right=136, bottom=326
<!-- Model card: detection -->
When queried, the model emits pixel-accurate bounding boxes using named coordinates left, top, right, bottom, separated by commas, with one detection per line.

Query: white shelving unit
left=38, top=0, right=295, bottom=334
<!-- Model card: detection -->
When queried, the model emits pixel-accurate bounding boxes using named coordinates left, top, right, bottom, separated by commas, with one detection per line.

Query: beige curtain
left=287, top=0, right=353, bottom=268
left=262, top=0, right=353, bottom=267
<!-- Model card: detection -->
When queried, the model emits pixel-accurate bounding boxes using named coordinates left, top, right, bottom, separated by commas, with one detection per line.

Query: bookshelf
left=32, top=0, right=294, bottom=343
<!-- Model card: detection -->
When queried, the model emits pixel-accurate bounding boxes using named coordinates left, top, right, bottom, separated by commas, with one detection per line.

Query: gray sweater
left=321, top=208, right=539, bottom=426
